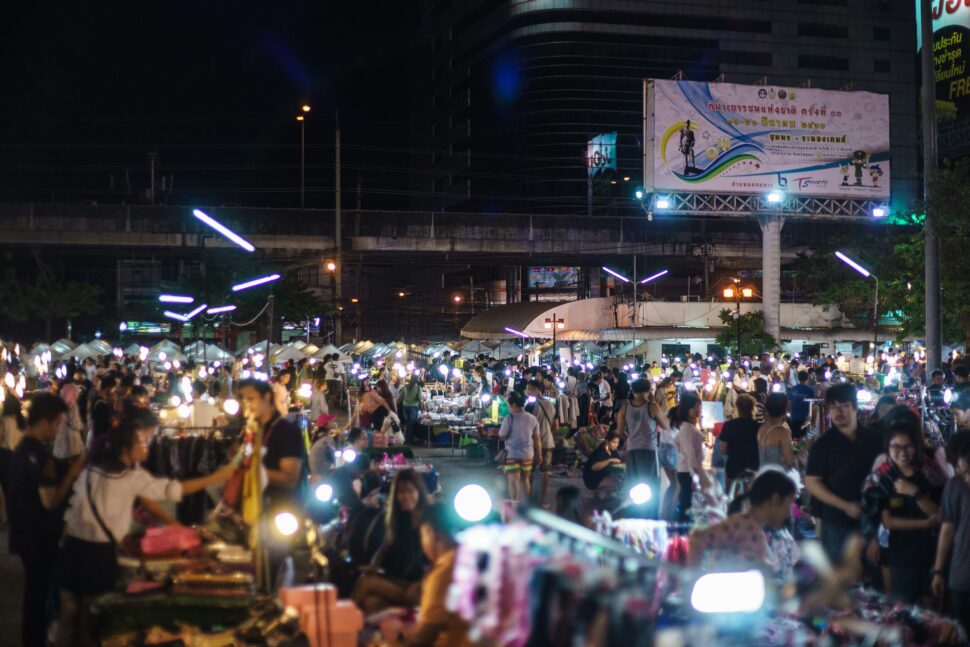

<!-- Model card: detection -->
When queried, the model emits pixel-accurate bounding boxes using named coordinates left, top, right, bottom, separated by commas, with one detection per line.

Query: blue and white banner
left=586, top=132, right=617, bottom=177
left=644, top=80, right=890, bottom=199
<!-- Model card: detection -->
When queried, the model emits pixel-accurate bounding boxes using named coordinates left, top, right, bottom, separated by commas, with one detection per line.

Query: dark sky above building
left=0, top=2, right=418, bottom=207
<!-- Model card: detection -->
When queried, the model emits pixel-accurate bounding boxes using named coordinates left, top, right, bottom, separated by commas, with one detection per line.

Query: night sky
left=0, top=2, right=419, bottom=208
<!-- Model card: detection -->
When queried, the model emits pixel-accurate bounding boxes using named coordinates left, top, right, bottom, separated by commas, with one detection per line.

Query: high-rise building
left=419, top=0, right=917, bottom=214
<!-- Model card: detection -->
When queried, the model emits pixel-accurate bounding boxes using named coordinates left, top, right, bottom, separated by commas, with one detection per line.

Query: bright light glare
left=857, top=390, right=873, bottom=404
left=192, top=209, right=256, bottom=252
left=481, top=394, right=492, bottom=404
left=184, top=304, right=207, bottom=320
left=315, top=483, right=334, bottom=502
left=504, top=326, right=530, bottom=338
left=207, top=305, right=237, bottom=314
left=274, top=512, right=300, bottom=537
left=164, top=311, right=188, bottom=322
left=170, top=395, right=181, bottom=407
left=771, top=383, right=784, bottom=393
left=834, top=251, right=871, bottom=278
left=872, top=207, right=886, bottom=218
left=298, top=383, right=313, bottom=399
left=223, top=399, right=240, bottom=415
left=159, top=294, right=194, bottom=304
left=690, top=570, right=766, bottom=614
left=454, top=484, right=492, bottom=522
left=232, top=274, right=282, bottom=292
left=639, top=269, right=668, bottom=284
left=602, top=267, right=631, bottom=283
left=437, top=364, right=449, bottom=377
left=341, top=449, right=357, bottom=463
left=177, top=404, right=191, bottom=419
left=630, top=483, right=652, bottom=505
left=635, top=190, right=644, bottom=200
left=655, top=197, right=671, bottom=209
left=766, top=191, right=784, bottom=204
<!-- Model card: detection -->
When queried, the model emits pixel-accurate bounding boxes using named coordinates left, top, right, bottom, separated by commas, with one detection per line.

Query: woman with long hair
left=352, top=468, right=431, bottom=613
left=373, top=379, right=395, bottom=431
left=758, top=392, right=795, bottom=470
left=358, top=381, right=393, bottom=430
left=55, top=408, right=235, bottom=646
left=672, top=392, right=711, bottom=523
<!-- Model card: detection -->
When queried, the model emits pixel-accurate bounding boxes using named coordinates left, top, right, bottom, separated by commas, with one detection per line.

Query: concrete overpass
left=0, top=201, right=831, bottom=263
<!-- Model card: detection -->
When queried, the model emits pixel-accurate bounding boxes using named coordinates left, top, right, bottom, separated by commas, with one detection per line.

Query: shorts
left=504, top=459, right=534, bottom=474
left=540, top=449, right=553, bottom=473
left=659, top=443, right=678, bottom=471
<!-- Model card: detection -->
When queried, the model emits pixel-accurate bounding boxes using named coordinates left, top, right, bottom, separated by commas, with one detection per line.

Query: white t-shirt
left=499, top=411, right=540, bottom=461
left=675, top=422, right=705, bottom=473
left=64, top=467, right=183, bottom=543
left=189, top=398, right=221, bottom=429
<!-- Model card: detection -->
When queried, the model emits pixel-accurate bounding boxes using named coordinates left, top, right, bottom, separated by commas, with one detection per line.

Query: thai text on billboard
left=916, top=1, right=970, bottom=119
left=644, top=79, right=890, bottom=199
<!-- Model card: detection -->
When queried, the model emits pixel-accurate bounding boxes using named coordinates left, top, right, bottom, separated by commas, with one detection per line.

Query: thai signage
left=916, top=0, right=970, bottom=119
left=644, top=79, right=890, bottom=199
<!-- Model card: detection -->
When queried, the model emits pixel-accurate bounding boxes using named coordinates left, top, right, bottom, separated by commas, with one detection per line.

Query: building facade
left=420, top=0, right=918, bottom=214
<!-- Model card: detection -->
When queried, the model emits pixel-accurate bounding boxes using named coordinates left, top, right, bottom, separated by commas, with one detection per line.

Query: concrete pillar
left=757, top=213, right=784, bottom=345
left=589, top=267, right=602, bottom=298
left=505, top=266, right=516, bottom=304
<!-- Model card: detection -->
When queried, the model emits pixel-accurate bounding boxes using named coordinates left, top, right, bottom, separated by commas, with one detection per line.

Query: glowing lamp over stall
left=192, top=209, right=256, bottom=252
left=454, top=484, right=493, bottom=522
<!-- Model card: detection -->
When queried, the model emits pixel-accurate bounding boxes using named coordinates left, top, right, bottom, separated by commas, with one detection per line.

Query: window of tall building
left=798, top=55, right=849, bottom=71
left=798, top=23, right=849, bottom=39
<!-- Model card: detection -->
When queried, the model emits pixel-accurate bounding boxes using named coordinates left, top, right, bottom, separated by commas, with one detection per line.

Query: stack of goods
left=171, top=571, right=255, bottom=599
left=279, top=584, right=364, bottom=647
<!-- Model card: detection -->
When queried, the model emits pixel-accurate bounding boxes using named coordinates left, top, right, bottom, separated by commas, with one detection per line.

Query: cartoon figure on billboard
left=850, top=150, right=870, bottom=187
left=840, top=164, right=850, bottom=187
left=679, top=120, right=697, bottom=174
left=869, top=164, right=883, bottom=187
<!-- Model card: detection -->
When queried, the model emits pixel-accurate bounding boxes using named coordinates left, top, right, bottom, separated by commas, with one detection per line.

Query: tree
left=715, top=309, right=776, bottom=356
left=0, top=269, right=103, bottom=339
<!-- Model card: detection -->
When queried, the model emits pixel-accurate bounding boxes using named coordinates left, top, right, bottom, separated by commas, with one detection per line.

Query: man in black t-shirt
left=90, top=374, right=118, bottom=439
left=806, top=383, right=884, bottom=564
left=238, top=379, right=308, bottom=511
left=8, top=392, right=84, bottom=647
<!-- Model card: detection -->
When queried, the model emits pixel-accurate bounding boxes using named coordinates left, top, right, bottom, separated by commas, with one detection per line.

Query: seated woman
left=55, top=408, right=236, bottom=646
left=393, top=503, right=474, bottom=647
left=353, top=468, right=432, bottom=614
left=689, top=469, right=799, bottom=580
left=582, top=430, right=624, bottom=498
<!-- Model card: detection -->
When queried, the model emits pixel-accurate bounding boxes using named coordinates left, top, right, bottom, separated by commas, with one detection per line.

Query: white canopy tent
left=60, top=342, right=103, bottom=362
left=313, top=344, right=352, bottom=363
left=51, top=338, right=78, bottom=357
left=148, top=340, right=186, bottom=363
left=272, top=344, right=309, bottom=365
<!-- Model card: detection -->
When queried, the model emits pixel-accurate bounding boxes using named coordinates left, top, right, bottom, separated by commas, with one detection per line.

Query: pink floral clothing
left=690, top=511, right=769, bottom=570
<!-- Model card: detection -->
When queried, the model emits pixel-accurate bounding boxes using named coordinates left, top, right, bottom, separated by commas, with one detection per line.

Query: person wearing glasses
left=863, top=408, right=941, bottom=604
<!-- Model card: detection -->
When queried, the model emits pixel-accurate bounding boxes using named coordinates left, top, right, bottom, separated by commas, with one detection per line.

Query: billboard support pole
left=758, top=212, right=784, bottom=345
left=920, top=0, right=941, bottom=373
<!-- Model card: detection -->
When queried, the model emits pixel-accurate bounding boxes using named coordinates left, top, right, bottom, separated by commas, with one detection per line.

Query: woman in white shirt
left=672, top=393, right=711, bottom=523
left=55, top=408, right=235, bottom=647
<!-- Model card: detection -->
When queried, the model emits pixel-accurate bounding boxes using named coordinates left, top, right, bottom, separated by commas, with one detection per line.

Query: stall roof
left=460, top=301, right=570, bottom=340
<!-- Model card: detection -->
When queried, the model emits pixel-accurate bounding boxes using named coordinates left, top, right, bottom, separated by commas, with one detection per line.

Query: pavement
left=0, top=445, right=580, bottom=646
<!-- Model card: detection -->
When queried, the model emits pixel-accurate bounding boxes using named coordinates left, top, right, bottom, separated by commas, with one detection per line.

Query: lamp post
left=544, top=312, right=565, bottom=365
left=723, top=279, right=754, bottom=357
left=834, top=251, right=880, bottom=363
left=297, top=104, right=311, bottom=207
left=325, top=259, right=337, bottom=341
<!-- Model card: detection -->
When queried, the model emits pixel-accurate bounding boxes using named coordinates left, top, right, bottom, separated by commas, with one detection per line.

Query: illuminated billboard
left=643, top=79, right=890, bottom=199
left=916, top=1, right=970, bottom=119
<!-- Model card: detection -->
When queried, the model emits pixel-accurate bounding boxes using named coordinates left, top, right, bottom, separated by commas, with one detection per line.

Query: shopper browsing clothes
left=672, top=393, right=711, bottom=523
left=615, top=378, right=669, bottom=518
left=54, top=408, right=236, bottom=647
left=498, top=391, right=541, bottom=503
left=7, top=393, right=84, bottom=647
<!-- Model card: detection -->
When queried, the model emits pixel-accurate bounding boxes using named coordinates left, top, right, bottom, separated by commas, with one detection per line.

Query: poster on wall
left=528, top=266, right=578, bottom=289
left=586, top=132, right=617, bottom=177
left=916, top=1, right=970, bottom=120
left=644, top=79, right=890, bottom=199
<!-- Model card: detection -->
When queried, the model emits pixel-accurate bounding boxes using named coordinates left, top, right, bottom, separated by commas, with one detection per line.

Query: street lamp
left=544, top=312, right=565, bottom=363
left=835, top=251, right=880, bottom=362
left=724, top=279, right=755, bottom=357
left=297, top=104, right=310, bottom=208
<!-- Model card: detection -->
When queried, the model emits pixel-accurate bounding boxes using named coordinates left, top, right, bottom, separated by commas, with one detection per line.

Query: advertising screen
left=916, top=1, right=970, bottom=119
left=644, top=79, right=890, bottom=199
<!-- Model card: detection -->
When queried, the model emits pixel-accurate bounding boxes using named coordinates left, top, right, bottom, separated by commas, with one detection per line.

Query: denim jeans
left=820, top=519, right=857, bottom=565
left=402, top=404, right=420, bottom=443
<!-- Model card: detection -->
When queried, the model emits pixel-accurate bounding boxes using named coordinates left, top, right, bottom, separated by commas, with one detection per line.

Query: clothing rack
left=520, top=507, right=665, bottom=570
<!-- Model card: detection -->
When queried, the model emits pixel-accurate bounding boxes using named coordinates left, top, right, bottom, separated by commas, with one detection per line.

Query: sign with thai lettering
left=644, top=79, right=890, bottom=199
left=916, top=1, right=970, bottom=119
